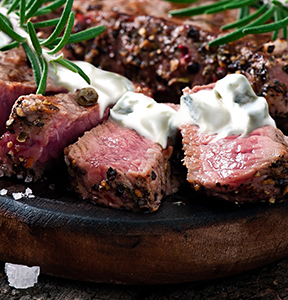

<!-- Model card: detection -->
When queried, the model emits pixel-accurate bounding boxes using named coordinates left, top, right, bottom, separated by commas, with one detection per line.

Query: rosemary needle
left=27, top=21, right=42, bottom=56
left=46, top=11, right=75, bottom=54
left=0, top=0, right=105, bottom=94
left=40, top=0, right=73, bottom=47
left=243, top=15, right=288, bottom=35
left=221, top=4, right=268, bottom=30
left=210, top=4, right=275, bottom=47
left=168, top=0, right=231, bottom=17
left=166, top=0, right=288, bottom=46
left=0, top=13, right=26, bottom=42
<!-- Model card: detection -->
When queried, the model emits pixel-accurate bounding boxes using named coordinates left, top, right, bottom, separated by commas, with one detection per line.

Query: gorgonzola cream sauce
left=176, top=73, right=276, bottom=140
left=110, top=74, right=276, bottom=147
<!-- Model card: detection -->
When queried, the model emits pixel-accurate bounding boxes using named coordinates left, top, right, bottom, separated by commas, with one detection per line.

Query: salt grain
left=5, top=263, right=40, bottom=289
left=9, top=188, right=35, bottom=200
left=12, top=192, right=23, bottom=200
left=0, top=188, right=7, bottom=196
left=25, top=188, right=33, bottom=196
left=25, top=188, right=35, bottom=198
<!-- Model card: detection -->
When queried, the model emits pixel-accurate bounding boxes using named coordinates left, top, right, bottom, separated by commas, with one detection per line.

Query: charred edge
left=6, top=154, right=36, bottom=179
left=115, top=183, right=151, bottom=210
left=151, top=170, right=157, bottom=180
left=115, top=183, right=146, bottom=200
left=187, top=28, right=200, bottom=42
left=283, top=65, right=288, bottom=74
left=115, top=184, right=124, bottom=197
left=107, top=167, right=117, bottom=181
left=262, top=81, right=287, bottom=96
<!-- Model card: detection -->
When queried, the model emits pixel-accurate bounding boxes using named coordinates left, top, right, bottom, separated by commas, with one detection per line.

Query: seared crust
left=0, top=48, right=66, bottom=135
left=0, top=93, right=108, bottom=181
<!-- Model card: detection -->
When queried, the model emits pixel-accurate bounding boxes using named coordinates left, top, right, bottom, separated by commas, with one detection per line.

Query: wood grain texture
left=0, top=178, right=288, bottom=284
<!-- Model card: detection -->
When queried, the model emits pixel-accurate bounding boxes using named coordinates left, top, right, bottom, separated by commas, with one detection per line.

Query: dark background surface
left=0, top=257, right=288, bottom=300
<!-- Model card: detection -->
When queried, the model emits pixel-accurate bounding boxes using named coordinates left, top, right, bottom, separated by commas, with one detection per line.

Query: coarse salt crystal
left=0, top=188, right=7, bottom=196
left=11, top=188, right=35, bottom=200
left=5, top=263, right=40, bottom=289
left=25, top=187, right=33, bottom=196
left=12, top=192, right=23, bottom=200
left=25, top=187, right=35, bottom=198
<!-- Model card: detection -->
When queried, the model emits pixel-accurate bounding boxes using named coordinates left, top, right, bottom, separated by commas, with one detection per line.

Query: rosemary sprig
left=0, top=0, right=105, bottom=95
left=166, top=0, right=288, bottom=46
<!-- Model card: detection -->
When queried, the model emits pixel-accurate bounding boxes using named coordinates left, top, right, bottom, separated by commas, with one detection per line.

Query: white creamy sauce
left=110, top=74, right=276, bottom=148
left=177, top=74, right=276, bottom=140
left=110, top=92, right=178, bottom=148
left=47, top=60, right=135, bottom=117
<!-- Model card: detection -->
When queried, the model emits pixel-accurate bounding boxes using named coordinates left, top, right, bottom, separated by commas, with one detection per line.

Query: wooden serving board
left=0, top=176, right=288, bottom=285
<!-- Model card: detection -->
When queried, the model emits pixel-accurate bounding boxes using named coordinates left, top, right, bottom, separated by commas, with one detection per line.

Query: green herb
left=166, top=0, right=288, bottom=46
left=0, top=0, right=105, bottom=94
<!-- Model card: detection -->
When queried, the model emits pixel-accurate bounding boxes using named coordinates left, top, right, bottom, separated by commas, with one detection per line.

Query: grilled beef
left=64, top=119, right=179, bottom=212
left=0, top=48, right=67, bottom=135
left=64, top=0, right=268, bottom=100
left=181, top=124, right=288, bottom=203
left=0, top=93, right=109, bottom=181
left=58, top=1, right=288, bottom=133
left=64, top=7, right=212, bottom=103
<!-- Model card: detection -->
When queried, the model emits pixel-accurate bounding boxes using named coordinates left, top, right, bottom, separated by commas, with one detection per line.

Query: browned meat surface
left=65, top=0, right=270, bottom=97
left=57, top=1, right=288, bottom=133
left=0, top=48, right=67, bottom=135
left=0, top=92, right=109, bottom=181
left=64, top=119, right=179, bottom=212
left=72, top=0, right=238, bottom=30
left=65, top=10, right=209, bottom=103
left=181, top=124, right=288, bottom=203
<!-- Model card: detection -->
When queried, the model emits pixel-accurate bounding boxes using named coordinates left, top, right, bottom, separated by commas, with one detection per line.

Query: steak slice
left=64, top=9, right=209, bottom=103
left=181, top=124, right=288, bottom=203
left=0, top=48, right=67, bottom=135
left=0, top=92, right=108, bottom=181
left=64, top=119, right=179, bottom=212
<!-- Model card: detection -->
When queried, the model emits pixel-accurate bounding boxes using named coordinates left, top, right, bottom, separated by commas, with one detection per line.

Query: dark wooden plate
left=0, top=175, right=288, bottom=285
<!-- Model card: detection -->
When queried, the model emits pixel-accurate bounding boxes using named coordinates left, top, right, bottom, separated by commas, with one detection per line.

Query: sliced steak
left=0, top=48, right=67, bottom=135
left=64, top=119, right=179, bottom=212
left=181, top=124, right=288, bottom=203
left=59, top=1, right=288, bottom=133
left=0, top=92, right=108, bottom=181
